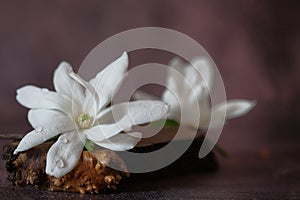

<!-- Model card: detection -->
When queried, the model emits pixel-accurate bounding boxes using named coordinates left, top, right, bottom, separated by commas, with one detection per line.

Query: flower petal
left=197, top=90, right=212, bottom=128
left=14, top=110, right=75, bottom=155
left=166, top=57, right=185, bottom=95
left=89, top=52, right=129, bottom=110
left=93, top=132, right=142, bottom=151
left=46, top=131, right=86, bottom=178
left=97, top=100, right=169, bottom=126
left=14, top=129, right=60, bottom=154
left=68, top=71, right=100, bottom=120
left=185, top=57, right=214, bottom=91
left=213, top=99, right=256, bottom=120
left=164, top=57, right=215, bottom=129
left=53, top=61, right=85, bottom=105
left=84, top=115, right=132, bottom=142
left=28, top=109, right=75, bottom=134
left=164, top=57, right=194, bottom=120
left=132, top=90, right=159, bottom=101
left=16, top=85, right=74, bottom=117
left=162, top=90, right=180, bottom=120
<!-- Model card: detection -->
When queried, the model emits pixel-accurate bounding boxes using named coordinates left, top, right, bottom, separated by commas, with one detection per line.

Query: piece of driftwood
left=2, top=128, right=218, bottom=194
left=3, top=141, right=129, bottom=194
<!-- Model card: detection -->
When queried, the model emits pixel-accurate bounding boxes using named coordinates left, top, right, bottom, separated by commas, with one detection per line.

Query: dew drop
left=56, top=160, right=64, bottom=168
left=62, top=138, right=68, bottom=144
left=165, top=104, right=170, bottom=111
left=35, top=127, right=43, bottom=132
left=41, top=88, right=49, bottom=94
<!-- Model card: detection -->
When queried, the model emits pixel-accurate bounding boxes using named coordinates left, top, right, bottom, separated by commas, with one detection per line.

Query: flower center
left=78, top=113, right=93, bottom=129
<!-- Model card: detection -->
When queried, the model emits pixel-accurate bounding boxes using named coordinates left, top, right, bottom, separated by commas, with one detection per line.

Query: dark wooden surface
left=1, top=140, right=300, bottom=200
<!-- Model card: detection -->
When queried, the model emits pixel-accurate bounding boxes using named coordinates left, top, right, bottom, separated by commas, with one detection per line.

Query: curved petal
left=28, top=109, right=75, bottom=133
left=46, top=131, right=86, bottom=178
left=97, top=100, right=170, bottom=126
left=53, top=61, right=85, bottom=105
left=197, top=89, right=212, bottom=128
left=166, top=57, right=185, bottom=96
left=161, top=89, right=180, bottom=120
left=16, top=85, right=74, bottom=117
left=132, top=90, right=159, bottom=101
left=163, top=75, right=205, bottom=128
left=84, top=115, right=132, bottom=142
left=213, top=99, right=256, bottom=120
left=14, top=110, right=75, bottom=155
left=14, top=129, right=60, bottom=154
left=178, top=91, right=202, bottom=129
left=94, top=132, right=142, bottom=151
left=69, top=71, right=99, bottom=120
left=186, top=57, right=214, bottom=91
left=199, top=100, right=256, bottom=129
left=164, top=58, right=197, bottom=120
left=89, top=52, right=129, bottom=110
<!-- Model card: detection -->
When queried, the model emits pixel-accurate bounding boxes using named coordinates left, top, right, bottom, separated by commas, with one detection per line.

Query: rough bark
left=3, top=141, right=129, bottom=194
left=2, top=129, right=218, bottom=194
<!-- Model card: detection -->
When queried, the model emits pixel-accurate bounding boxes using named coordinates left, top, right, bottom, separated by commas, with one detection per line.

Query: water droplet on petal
left=41, top=88, right=49, bottom=94
left=165, top=104, right=170, bottom=111
left=56, top=160, right=64, bottom=168
left=35, top=127, right=43, bottom=132
left=62, top=138, right=68, bottom=144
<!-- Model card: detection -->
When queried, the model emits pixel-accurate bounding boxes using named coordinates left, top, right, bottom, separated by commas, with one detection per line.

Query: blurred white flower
left=134, top=57, right=255, bottom=129
left=14, top=52, right=169, bottom=178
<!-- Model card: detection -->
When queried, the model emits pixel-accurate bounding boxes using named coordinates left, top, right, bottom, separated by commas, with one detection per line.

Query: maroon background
left=1, top=0, right=299, bottom=151
left=0, top=1, right=300, bottom=198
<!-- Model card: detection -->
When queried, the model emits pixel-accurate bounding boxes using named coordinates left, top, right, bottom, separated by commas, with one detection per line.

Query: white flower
left=14, top=52, right=169, bottom=178
left=134, top=57, right=255, bottom=129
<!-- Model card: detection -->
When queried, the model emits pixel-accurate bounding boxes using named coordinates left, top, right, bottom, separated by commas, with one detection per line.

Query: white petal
left=94, top=132, right=142, bottom=151
left=14, top=110, right=75, bottom=155
left=53, top=61, right=85, bottom=105
left=186, top=57, right=214, bottom=91
left=69, top=71, right=99, bottom=119
left=28, top=109, right=75, bottom=134
left=14, top=129, right=60, bottom=154
left=84, top=115, right=132, bottom=142
left=46, top=131, right=86, bottom=178
left=161, top=90, right=180, bottom=120
left=197, top=90, right=212, bottom=128
left=166, top=57, right=185, bottom=95
left=132, top=90, right=159, bottom=101
left=97, top=100, right=169, bottom=126
left=168, top=57, right=185, bottom=77
left=163, top=56, right=215, bottom=129
left=179, top=93, right=202, bottom=128
left=89, top=52, right=129, bottom=110
left=16, top=85, right=74, bottom=117
left=163, top=80, right=206, bottom=128
left=164, top=57, right=195, bottom=119
left=213, top=99, right=256, bottom=120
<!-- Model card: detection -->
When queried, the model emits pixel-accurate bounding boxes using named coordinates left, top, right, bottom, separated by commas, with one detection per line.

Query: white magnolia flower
left=134, top=57, right=255, bottom=129
left=14, top=52, right=169, bottom=178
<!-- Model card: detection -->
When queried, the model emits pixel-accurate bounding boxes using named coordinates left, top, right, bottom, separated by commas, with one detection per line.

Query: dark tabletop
left=1, top=139, right=299, bottom=200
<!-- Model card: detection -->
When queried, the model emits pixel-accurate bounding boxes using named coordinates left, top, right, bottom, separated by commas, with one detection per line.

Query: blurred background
left=0, top=0, right=299, bottom=154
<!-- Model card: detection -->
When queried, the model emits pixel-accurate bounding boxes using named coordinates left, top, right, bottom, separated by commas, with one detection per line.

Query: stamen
left=78, top=113, right=93, bottom=129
